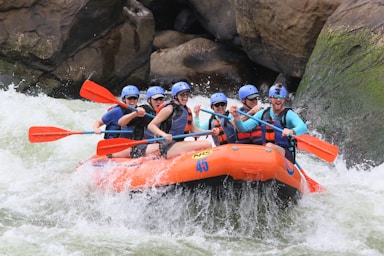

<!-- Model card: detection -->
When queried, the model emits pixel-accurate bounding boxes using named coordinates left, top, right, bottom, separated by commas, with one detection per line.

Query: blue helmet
left=146, top=86, right=165, bottom=100
left=238, top=84, right=259, bottom=101
left=121, top=85, right=140, bottom=99
left=269, top=83, right=287, bottom=98
left=171, top=81, right=191, bottom=97
left=210, top=93, right=227, bottom=106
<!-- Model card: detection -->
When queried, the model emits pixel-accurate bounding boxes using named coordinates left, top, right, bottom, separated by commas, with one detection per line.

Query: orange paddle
left=237, top=110, right=339, bottom=163
left=28, top=126, right=132, bottom=143
left=295, top=162, right=324, bottom=193
left=79, top=80, right=155, bottom=118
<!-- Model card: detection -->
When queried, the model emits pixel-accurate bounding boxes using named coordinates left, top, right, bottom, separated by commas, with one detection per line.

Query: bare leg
left=145, top=143, right=160, bottom=155
left=166, top=141, right=212, bottom=159
left=111, top=148, right=131, bottom=158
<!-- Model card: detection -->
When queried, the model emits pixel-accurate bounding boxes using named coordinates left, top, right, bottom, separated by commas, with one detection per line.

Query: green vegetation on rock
left=297, top=28, right=384, bottom=169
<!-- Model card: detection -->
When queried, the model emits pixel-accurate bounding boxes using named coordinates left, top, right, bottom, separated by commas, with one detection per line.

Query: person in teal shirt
left=229, top=83, right=307, bottom=163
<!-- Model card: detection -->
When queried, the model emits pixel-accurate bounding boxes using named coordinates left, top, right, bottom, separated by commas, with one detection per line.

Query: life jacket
left=158, top=100, right=192, bottom=141
left=141, top=104, right=156, bottom=140
left=119, top=104, right=158, bottom=141
left=104, top=106, right=135, bottom=139
left=208, top=111, right=237, bottom=146
left=236, top=107, right=263, bottom=145
left=260, top=107, right=297, bottom=160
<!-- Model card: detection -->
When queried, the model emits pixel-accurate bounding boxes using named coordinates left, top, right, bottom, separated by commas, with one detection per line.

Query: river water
left=1, top=85, right=383, bottom=256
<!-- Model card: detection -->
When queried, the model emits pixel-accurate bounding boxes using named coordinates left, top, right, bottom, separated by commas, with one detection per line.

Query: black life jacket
left=261, top=107, right=297, bottom=162
left=158, top=100, right=192, bottom=141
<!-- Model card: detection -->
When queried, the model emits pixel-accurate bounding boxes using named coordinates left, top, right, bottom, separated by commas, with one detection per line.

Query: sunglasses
left=152, top=97, right=164, bottom=101
left=213, top=102, right=226, bottom=107
left=178, top=91, right=191, bottom=97
left=271, top=95, right=285, bottom=99
left=125, top=96, right=138, bottom=100
left=246, top=97, right=259, bottom=101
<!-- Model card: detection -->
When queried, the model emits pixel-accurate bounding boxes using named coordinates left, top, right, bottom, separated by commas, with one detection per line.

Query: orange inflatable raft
left=76, top=144, right=307, bottom=201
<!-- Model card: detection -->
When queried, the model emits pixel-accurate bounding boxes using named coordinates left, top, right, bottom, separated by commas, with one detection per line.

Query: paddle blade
left=295, top=134, right=339, bottom=163
left=302, top=171, right=324, bottom=193
left=296, top=163, right=324, bottom=193
left=97, top=138, right=148, bottom=155
left=80, top=80, right=124, bottom=106
left=28, top=126, right=77, bottom=143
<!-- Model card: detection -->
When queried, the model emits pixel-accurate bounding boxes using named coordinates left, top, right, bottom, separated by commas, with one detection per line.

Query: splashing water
left=1, top=85, right=383, bottom=255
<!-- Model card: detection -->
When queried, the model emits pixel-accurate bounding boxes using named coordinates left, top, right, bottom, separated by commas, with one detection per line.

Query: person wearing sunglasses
left=148, top=81, right=219, bottom=159
left=235, top=84, right=264, bottom=144
left=118, top=85, right=166, bottom=158
left=93, top=84, right=145, bottom=157
left=230, top=83, right=307, bottom=163
left=193, top=92, right=237, bottom=146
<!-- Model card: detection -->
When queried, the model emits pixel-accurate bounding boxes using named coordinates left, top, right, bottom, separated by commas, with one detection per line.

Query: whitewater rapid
left=1, top=85, right=383, bottom=255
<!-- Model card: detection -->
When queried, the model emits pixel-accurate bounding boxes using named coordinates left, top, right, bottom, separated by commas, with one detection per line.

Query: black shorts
left=159, top=140, right=177, bottom=158
left=130, top=144, right=148, bottom=158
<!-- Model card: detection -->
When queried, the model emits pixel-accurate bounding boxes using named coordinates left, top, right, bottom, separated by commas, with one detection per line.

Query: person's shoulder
left=285, top=108, right=302, bottom=119
left=162, top=104, right=174, bottom=112
left=285, top=108, right=297, bottom=115
left=106, top=106, right=126, bottom=118
left=102, top=107, right=117, bottom=118
left=155, top=103, right=172, bottom=118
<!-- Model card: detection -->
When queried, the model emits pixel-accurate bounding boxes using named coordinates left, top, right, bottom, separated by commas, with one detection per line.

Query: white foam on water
left=1, top=85, right=383, bottom=255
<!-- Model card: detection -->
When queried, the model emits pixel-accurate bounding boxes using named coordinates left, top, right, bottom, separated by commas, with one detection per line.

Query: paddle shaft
left=237, top=109, right=338, bottom=162
left=238, top=109, right=289, bottom=134
left=96, top=131, right=213, bottom=155
left=31, top=130, right=132, bottom=136
left=125, top=105, right=155, bottom=118
left=28, top=126, right=133, bottom=143
left=201, top=109, right=230, bottom=119
left=146, top=131, right=212, bottom=144
left=69, top=130, right=132, bottom=135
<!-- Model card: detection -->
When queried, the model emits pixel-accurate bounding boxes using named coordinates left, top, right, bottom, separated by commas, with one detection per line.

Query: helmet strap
left=242, top=100, right=252, bottom=111
left=148, top=99, right=156, bottom=110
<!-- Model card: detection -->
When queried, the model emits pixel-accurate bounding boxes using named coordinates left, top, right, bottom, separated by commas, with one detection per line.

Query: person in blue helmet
left=193, top=92, right=237, bottom=146
left=118, top=85, right=166, bottom=158
left=235, top=84, right=264, bottom=144
left=93, top=84, right=146, bottom=158
left=148, top=81, right=219, bottom=159
left=229, top=82, right=307, bottom=163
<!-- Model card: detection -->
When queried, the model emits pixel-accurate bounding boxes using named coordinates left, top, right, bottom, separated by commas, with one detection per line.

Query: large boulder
left=149, top=37, right=276, bottom=95
left=235, top=0, right=343, bottom=77
left=295, top=0, right=384, bottom=169
left=0, top=0, right=154, bottom=97
left=187, top=0, right=237, bottom=41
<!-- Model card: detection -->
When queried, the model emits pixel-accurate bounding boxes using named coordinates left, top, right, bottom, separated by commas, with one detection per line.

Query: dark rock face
left=295, top=0, right=384, bottom=169
left=0, top=0, right=342, bottom=97
left=0, top=0, right=154, bottom=97
left=234, top=0, right=343, bottom=77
